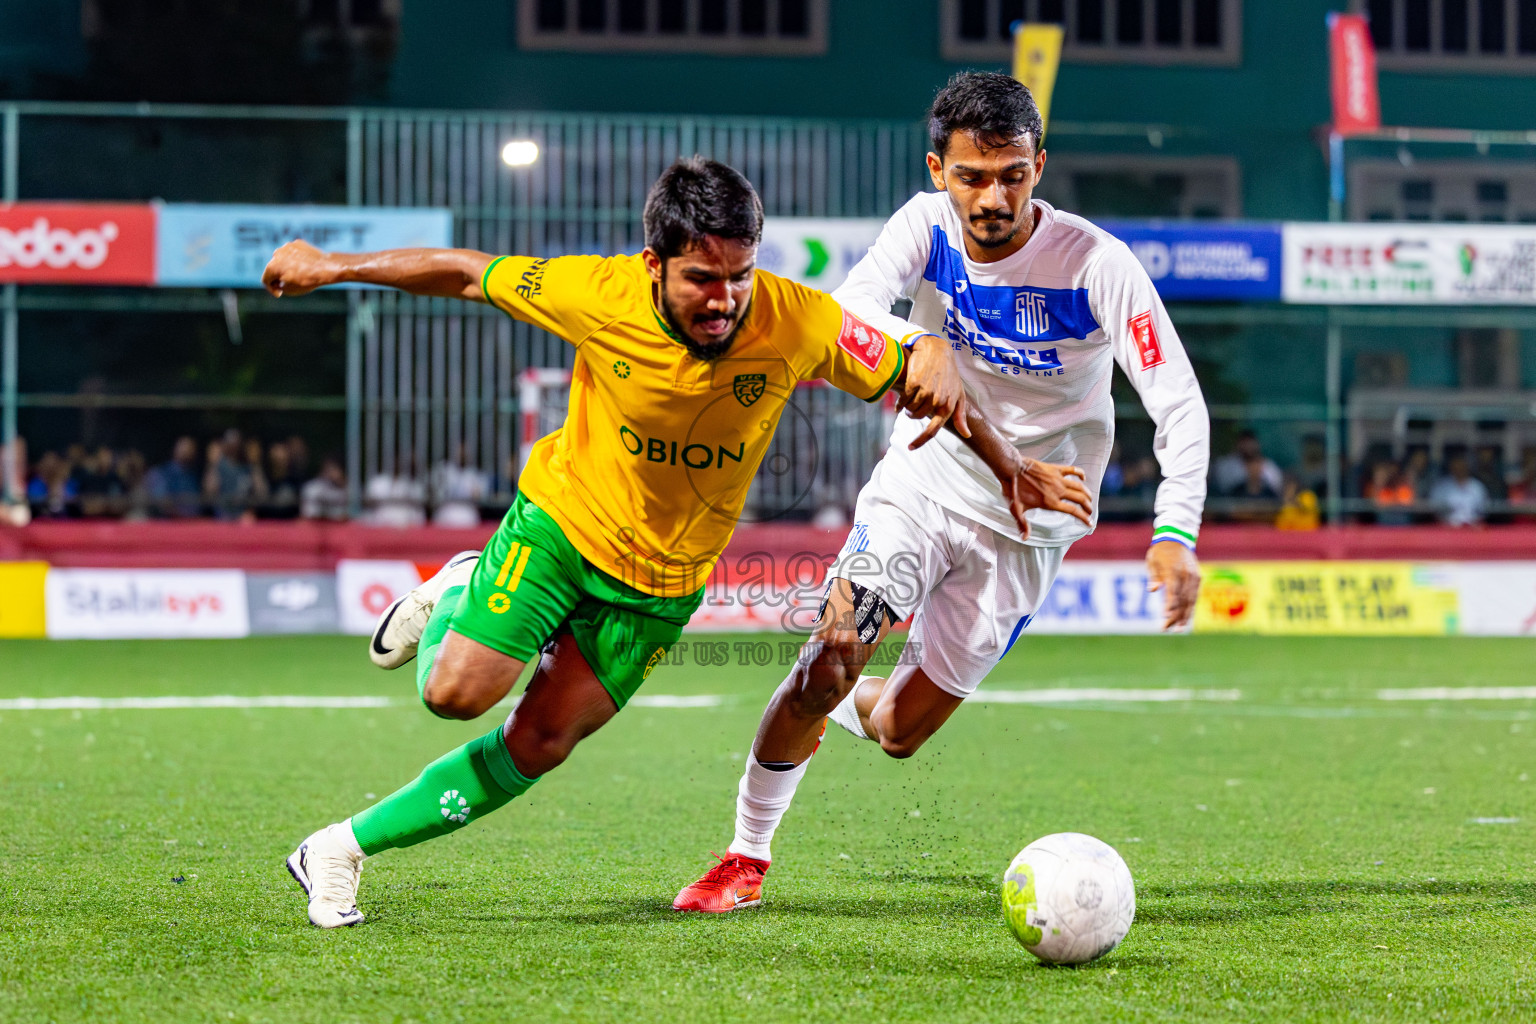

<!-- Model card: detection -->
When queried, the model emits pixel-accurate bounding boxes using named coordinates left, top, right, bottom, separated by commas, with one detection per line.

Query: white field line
left=0, top=696, right=394, bottom=711
left=628, top=694, right=726, bottom=708
left=1377, top=687, right=1536, bottom=701
left=972, top=688, right=1242, bottom=704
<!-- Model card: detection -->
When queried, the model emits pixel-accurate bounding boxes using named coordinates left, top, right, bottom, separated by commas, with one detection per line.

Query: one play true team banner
left=1194, top=562, right=1461, bottom=636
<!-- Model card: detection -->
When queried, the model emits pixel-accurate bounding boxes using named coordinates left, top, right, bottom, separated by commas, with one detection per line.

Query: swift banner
left=1194, top=562, right=1460, bottom=636
left=1283, top=223, right=1536, bottom=304
left=1103, top=222, right=1283, bottom=302
left=156, top=205, right=453, bottom=287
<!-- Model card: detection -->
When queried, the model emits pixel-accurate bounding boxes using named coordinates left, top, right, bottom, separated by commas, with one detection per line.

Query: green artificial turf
left=3, top=634, right=1536, bottom=1022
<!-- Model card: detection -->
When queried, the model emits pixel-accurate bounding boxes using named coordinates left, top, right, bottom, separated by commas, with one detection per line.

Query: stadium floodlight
left=501, top=140, right=540, bottom=167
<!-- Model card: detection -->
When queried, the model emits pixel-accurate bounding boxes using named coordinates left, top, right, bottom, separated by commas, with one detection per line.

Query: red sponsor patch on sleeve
left=1128, top=311, right=1165, bottom=370
left=837, top=310, right=888, bottom=373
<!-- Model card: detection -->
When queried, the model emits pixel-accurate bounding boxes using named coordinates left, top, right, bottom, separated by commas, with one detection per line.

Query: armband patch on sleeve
left=1128, top=311, right=1165, bottom=370
left=837, top=310, right=888, bottom=372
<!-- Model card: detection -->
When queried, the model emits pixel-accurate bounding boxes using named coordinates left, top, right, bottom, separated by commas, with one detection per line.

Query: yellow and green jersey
left=481, top=252, right=910, bottom=598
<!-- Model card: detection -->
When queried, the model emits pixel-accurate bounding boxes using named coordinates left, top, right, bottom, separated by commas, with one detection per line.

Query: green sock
left=415, top=585, right=467, bottom=706
left=349, top=725, right=539, bottom=856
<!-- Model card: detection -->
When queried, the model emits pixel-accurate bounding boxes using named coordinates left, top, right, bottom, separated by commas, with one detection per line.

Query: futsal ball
left=1002, top=832, right=1135, bottom=965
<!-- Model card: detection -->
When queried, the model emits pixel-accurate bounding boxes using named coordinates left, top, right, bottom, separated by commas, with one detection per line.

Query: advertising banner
left=245, top=572, right=341, bottom=635
left=0, top=203, right=157, bottom=285
left=1328, top=13, right=1381, bottom=136
left=1028, top=560, right=1167, bottom=635
left=758, top=218, right=886, bottom=292
left=44, top=569, right=250, bottom=639
left=1283, top=223, right=1536, bottom=305
left=0, top=561, right=48, bottom=638
left=1448, top=563, right=1536, bottom=637
left=1013, top=23, right=1063, bottom=137
left=156, top=205, right=453, bottom=288
left=1194, top=561, right=1460, bottom=636
left=1104, top=222, right=1283, bottom=302
left=336, top=559, right=423, bottom=636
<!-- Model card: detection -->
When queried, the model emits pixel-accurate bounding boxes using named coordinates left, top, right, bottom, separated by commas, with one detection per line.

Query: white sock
left=337, top=819, right=366, bottom=859
left=727, top=755, right=811, bottom=863
left=827, top=677, right=875, bottom=741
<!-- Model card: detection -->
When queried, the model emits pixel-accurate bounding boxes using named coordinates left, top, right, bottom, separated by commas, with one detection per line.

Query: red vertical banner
left=1328, top=13, right=1381, bottom=136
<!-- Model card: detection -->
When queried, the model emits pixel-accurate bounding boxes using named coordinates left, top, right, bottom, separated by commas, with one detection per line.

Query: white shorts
left=827, top=462, right=1068, bottom=698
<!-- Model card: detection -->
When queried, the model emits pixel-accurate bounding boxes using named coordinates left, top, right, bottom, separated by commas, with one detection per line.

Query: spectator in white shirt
left=1431, top=453, right=1489, bottom=528
left=1213, top=429, right=1282, bottom=497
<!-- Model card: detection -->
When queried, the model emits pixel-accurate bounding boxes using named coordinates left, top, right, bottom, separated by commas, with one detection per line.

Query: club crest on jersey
left=1128, top=311, right=1165, bottom=369
left=837, top=310, right=887, bottom=372
left=733, top=373, right=766, bottom=407
left=1015, top=290, right=1051, bottom=338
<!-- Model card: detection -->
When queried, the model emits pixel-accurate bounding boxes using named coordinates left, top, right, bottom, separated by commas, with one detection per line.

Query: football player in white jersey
left=674, top=71, right=1210, bottom=912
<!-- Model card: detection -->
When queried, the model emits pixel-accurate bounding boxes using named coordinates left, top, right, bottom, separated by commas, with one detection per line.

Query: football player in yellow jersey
left=262, top=157, right=1090, bottom=928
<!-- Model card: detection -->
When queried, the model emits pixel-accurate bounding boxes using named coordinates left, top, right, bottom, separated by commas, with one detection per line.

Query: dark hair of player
left=928, top=71, right=1044, bottom=158
left=643, top=156, right=765, bottom=259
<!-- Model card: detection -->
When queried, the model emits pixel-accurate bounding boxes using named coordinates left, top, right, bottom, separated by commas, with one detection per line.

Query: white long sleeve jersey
left=834, top=193, right=1210, bottom=548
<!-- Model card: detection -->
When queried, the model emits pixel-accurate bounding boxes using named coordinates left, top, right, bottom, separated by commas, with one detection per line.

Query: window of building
left=1360, top=0, right=1536, bottom=72
left=517, top=0, right=827, bottom=54
left=302, top=0, right=399, bottom=30
left=941, top=0, right=1241, bottom=65
left=1350, top=160, right=1536, bottom=221
left=1032, top=156, right=1242, bottom=218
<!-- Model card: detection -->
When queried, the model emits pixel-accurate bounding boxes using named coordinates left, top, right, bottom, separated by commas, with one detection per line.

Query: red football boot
left=673, top=852, right=769, bottom=912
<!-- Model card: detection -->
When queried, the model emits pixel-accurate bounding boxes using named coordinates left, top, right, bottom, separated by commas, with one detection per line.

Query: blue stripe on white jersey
left=921, top=225, right=1100, bottom=353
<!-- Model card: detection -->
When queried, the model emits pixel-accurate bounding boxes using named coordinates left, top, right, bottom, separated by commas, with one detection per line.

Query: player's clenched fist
left=263, top=239, right=339, bottom=297
left=998, top=457, right=1092, bottom=539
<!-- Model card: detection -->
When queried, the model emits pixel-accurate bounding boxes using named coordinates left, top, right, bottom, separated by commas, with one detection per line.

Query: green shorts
left=448, top=494, right=703, bottom=709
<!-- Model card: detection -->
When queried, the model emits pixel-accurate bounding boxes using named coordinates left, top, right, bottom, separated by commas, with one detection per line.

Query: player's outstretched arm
left=950, top=405, right=1092, bottom=539
left=262, top=239, right=495, bottom=301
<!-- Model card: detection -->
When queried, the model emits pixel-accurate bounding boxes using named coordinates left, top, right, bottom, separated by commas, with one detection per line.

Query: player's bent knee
left=784, top=644, right=861, bottom=718
left=421, top=676, right=498, bottom=721
left=877, top=733, right=926, bottom=759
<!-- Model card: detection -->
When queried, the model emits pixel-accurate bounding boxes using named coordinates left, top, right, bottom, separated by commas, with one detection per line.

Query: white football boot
left=286, top=823, right=366, bottom=929
left=368, top=549, right=481, bottom=669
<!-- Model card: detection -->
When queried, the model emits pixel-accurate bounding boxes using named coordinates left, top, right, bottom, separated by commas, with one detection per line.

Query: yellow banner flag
left=1012, top=22, right=1064, bottom=140
left=1194, top=562, right=1460, bottom=637
left=0, top=561, right=47, bottom=638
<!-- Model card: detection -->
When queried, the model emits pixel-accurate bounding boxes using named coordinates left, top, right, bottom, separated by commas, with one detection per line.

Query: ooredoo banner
left=0, top=203, right=157, bottom=285
left=44, top=568, right=250, bottom=639
left=336, top=560, right=423, bottom=636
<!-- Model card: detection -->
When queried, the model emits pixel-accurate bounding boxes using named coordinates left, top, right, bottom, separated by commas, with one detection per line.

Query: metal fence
left=0, top=101, right=934, bottom=515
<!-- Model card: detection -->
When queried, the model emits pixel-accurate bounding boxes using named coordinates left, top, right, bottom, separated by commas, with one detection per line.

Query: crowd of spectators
left=5, top=426, right=1536, bottom=530
left=7, top=431, right=350, bottom=524
left=1, top=431, right=499, bottom=528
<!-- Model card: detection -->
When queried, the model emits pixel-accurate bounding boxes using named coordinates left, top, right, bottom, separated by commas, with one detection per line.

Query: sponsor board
left=758, top=218, right=886, bottom=292
left=0, top=203, right=157, bottom=285
left=1448, top=562, right=1536, bottom=637
left=1103, top=222, right=1283, bottom=302
left=1283, top=223, right=1536, bottom=305
left=1030, top=561, right=1166, bottom=634
left=45, top=569, right=250, bottom=639
left=245, top=572, right=341, bottom=635
left=156, top=205, right=453, bottom=288
left=1194, top=561, right=1460, bottom=636
left=0, top=561, right=48, bottom=638
left=336, top=560, right=423, bottom=636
